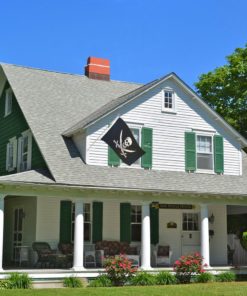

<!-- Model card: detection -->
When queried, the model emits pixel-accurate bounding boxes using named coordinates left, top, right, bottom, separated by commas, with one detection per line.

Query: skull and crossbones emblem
left=113, top=130, right=135, bottom=158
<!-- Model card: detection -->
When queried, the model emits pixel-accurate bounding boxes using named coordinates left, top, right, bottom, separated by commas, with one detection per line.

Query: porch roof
left=0, top=159, right=246, bottom=197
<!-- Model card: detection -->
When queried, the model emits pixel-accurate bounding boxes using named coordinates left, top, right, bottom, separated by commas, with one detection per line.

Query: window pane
left=131, top=224, right=141, bottom=241
left=84, top=223, right=91, bottom=241
left=197, top=136, right=212, bottom=153
left=197, top=153, right=213, bottom=170
left=182, top=213, right=199, bottom=231
left=131, top=128, right=140, bottom=144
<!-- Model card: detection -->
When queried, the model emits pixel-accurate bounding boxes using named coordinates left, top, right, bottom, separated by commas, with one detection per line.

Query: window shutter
left=59, top=201, right=72, bottom=243
left=13, top=138, right=17, bottom=168
left=141, top=127, right=153, bottom=169
left=108, top=147, right=120, bottom=166
left=150, top=203, right=159, bottom=245
left=185, top=132, right=196, bottom=171
left=6, top=143, right=10, bottom=171
left=214, top=135, right=224, bottom=174
left=92, top=202, right=103, bottom=243
left=120, top=203, right=131, bottom=243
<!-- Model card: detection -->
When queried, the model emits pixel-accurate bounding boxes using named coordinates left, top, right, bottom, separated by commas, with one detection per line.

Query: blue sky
left=1, top=0, right=246, bottom=88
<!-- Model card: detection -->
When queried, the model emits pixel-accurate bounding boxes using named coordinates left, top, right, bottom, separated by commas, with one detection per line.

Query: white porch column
left=200, top=204, right=210, bottom=268
left=0, top=195, right=5, bottom=271
left=73, top=199, right=85, bottom=271
left=141, top=202, right=151, bottom=270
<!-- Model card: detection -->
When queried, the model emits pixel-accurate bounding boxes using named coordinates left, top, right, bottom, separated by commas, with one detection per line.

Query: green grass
left=1, top=283, right=247, bottom=296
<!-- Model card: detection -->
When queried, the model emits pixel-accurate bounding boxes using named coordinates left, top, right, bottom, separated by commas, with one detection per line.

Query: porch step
left=32, top=277, right=88, bottom=289
left=32, top=280, right=64, bottom=289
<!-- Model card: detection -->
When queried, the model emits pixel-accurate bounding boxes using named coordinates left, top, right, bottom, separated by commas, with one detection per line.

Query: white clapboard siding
left=83, top=78, right=241, bottom=175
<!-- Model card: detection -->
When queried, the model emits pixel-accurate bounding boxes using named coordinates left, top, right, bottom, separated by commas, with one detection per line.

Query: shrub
left=7, top=273, right=32, bottom=289
left=0, top=280, right=9, bottom=289
left=216, top=272, right=236, bottom=282
left=104, top=254, right=137, bottom=286
left=155, top=272, right=177, bottom=285
left=130, top=271, right=156, bottom=286
left=63, top=276, right=83, bottom=288
left=195, top=272, right=215, bottom=283
left=174, top=253, right=205, bottom=284
left=241, top=231, right=247, bottom=250
left=88, top=275, right=112, bottom=287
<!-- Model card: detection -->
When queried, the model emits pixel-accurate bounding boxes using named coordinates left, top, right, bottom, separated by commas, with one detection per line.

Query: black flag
left=101, top=118, right=145, bottom=166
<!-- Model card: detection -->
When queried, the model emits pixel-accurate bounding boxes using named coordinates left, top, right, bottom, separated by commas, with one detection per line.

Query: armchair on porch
left=84, top=244, right=96, bottom=267
left=32, top=242, right=59, bottom=268
left=152, top=245, right=173, bottom=267
left=58, top=243, right=74, bottom=267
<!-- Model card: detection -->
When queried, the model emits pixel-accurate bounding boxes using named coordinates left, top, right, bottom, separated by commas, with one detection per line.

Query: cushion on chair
left=59, top=243, right=73, bottom=255
left=157, top=246, right=170, bottom=257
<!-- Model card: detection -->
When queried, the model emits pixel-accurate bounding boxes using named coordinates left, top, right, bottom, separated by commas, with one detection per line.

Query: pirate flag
left=101, top=118, right=145, bottom=165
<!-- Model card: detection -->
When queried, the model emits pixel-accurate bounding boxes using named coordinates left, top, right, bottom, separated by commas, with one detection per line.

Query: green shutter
left=150, top=203, right=159, bottom=245
left=60, top=201, right=72, bottom=243
left=92, top=202, right=103, bottom=243
left=214, top=135, right=224, bottom=174
left=141, top=127, right=153, bottom=169
left=185, top=132, right=196, bottom=171
left=120, top=203, right=131, bottom=243
left=108, top=147, right=120, bottom=166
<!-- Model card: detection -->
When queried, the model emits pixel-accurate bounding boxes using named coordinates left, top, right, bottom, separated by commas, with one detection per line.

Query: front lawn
left=1, top=283, right=247, bottom=296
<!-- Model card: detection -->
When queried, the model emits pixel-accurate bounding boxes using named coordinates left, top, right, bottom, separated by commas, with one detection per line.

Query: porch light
left=209, top=213, right=214, bottom=224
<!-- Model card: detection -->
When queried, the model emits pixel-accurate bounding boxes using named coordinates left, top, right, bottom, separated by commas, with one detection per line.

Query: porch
left=0, top=189, right=246, bottom=274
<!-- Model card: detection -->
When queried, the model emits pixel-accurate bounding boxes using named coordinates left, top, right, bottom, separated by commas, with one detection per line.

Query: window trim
left=17, top=130, right=32, bottom=172
left=120, top=123, right=142, bottom=168
left=131, top=205, right=142, bottom=242
left=6, top=137, right=17, bottom=172
left=196, top=132, right=214, bottom=173
left=161, top=88, right=176, bottom=113
left=4, top=88, right=13, bottom=117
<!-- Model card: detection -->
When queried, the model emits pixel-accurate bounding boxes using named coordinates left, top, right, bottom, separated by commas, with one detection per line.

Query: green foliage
left=241, top=231, right=247, bottom=251
left=104, top=254, right=137, bottom=286
left=63, top=276, right=83, bottom=288
left=216, top=272, right=236, bottom=282
left=0, top=280, right=10, bottom=289
left=130, top=272, right=156, bottom=286
left=7, top=273, right=32, bottom=289
left=88, top=275, right=112, bottom=287
left=174, top=253, right=205, bottom=284
left=195, top=44, right=247, bottom=138
left=155, top=272, right=177, bottom=285
left=195, top=272, right=215, bottom=283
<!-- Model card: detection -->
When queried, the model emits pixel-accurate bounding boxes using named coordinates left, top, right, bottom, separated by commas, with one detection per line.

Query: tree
left=195, top=44, right=247, bottom=139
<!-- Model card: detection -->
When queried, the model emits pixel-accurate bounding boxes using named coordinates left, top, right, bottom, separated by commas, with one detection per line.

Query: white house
left=0, top=57, right=246, bottom=280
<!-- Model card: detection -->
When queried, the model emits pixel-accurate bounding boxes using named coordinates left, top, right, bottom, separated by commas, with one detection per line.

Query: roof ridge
left=0, top=62, right=142, bottom=85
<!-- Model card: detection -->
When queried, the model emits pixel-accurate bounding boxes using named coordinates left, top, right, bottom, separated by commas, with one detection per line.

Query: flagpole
left=86, top=114, right=121, bottom=153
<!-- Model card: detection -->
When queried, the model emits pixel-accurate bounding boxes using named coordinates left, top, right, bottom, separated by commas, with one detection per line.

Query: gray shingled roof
left=0, top=63, right=140, bottom=183
left=0, top=63, right=247, bottom=197
left=63, top=76, right=163, bottom=136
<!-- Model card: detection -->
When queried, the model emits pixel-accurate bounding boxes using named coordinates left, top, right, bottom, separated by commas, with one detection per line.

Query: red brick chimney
left=85, top=57, right=110, bottom=81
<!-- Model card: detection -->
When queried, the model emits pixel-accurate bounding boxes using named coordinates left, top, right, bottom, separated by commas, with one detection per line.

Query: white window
left=120, top=126, right=142, bottom=166
left=182, top=213, right=199, bottom=231
left=5, top=88, right=13, bottom=116
left=131, top=205, right=141, bottom=242
left=6, top=137, right=17, bottom=172
left=196, top=135, right=213, bottom=171
left=162, top=89, right=176, bottom=112
left=17, top=130, right=32, bottom=172
left=71, top=203, right=91, bottom=242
